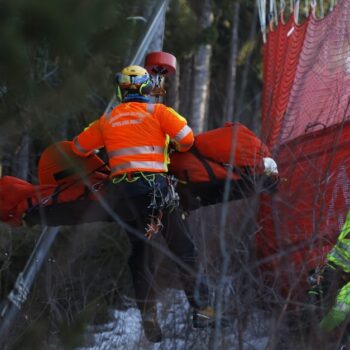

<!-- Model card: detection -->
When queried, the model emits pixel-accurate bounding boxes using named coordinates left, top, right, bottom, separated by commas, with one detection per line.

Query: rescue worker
left=308, top=211, right=350, bottom=334
left=71, top=65, right=214, bottom=342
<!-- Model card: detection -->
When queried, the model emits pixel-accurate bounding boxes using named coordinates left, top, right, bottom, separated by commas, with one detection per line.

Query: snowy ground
left=77, top=289, right=270, bottom=350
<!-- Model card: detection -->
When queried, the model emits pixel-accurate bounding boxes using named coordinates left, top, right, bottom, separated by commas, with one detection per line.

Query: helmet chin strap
left=123, top=93, right=150, bottom=102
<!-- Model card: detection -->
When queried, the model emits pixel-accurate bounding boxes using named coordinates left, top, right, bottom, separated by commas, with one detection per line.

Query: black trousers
left=104, top=175, right=209, bottom=314
left=25, top=174, right=209, bottom=313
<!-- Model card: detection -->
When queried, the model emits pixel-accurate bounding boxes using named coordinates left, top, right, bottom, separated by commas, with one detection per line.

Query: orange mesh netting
left=257, top=0, right=350, bottom=298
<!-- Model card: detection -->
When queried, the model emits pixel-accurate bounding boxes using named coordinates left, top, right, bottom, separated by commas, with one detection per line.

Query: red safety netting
left=261, top=14, right=309, bottom=149
left=257, top=0, right=350, bottom=299
left=280, top=1, right=350, bottom=144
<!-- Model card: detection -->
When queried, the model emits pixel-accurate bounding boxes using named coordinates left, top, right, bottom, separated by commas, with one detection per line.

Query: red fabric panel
left=257, top=121, right=350, bottom=297
left=258, top=0, right=350, bottom=299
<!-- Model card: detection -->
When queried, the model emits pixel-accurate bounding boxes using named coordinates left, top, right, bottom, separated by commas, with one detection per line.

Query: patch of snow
left=77, top=289, right=271, bottom=350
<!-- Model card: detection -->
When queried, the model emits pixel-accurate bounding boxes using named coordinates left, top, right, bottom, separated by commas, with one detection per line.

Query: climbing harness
left=145, top=210, right=164, bottom=239
left=111, top=171, right=180, bottom=239
left=144, top=173, right=180, bottom=239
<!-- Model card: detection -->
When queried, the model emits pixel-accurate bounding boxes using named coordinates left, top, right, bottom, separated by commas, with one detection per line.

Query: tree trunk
left=224, top=2, right=240, bottom=123
left=189, top=0, right=213, bottom=134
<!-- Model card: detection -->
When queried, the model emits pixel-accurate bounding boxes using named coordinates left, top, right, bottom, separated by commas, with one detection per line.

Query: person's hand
left=168, top=141, right=178, bottom=154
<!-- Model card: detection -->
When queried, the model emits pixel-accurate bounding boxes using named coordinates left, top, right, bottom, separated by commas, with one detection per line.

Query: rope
left=273, top=0, right=278, bottom=25
left=320, top=0, right=324, bottom=17
left=269, top=0, right=273, bottom=18
left=280, top=0, right=286, bottom=13
left=144, top=174, right=179, bottom=239
left=257, top=0, right=267, bottom=43
left=295, top=0, right=300, bottom=23
left=311, top=0, right=317, bottom=16
left=268, top=0, right=273, bottom=26
left=268, top=0, right=278, bottom=27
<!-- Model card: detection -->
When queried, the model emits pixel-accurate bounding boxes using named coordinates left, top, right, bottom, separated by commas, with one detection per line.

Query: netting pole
left=103, top=0, right=171, bottom=115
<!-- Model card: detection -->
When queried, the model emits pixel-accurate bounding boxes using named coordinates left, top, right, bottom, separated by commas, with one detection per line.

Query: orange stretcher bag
left=169, top=122, right=271, bottom=183
left=0, top=123, right=274, bottom=226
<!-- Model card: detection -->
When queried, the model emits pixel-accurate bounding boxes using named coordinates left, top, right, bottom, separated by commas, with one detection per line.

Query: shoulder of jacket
left=83, top=119, right=100, bottom=131
left=103, top=103, right=124, bottom=120
left=145, top=103, right=164, bottom=114
left=164, top=106, right=187, bottom=122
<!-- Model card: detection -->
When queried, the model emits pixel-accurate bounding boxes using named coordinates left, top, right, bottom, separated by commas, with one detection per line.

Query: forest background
left=0, top=0, right=337, bottom=349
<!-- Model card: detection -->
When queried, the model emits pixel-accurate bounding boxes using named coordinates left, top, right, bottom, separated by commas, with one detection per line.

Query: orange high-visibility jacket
left=72, top=102, right=194, bottom=176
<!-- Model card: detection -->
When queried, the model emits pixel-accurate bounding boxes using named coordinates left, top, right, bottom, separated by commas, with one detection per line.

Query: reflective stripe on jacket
left=72, top=102, right=194, bottom=176
left=327, top=211, right=350, bottom=273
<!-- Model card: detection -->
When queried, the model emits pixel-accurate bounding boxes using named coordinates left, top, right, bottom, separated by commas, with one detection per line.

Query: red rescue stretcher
left=0, top=122, right=278, bottom=227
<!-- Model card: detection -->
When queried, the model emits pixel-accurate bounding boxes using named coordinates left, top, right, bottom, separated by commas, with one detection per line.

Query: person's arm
left=320, top=281, right=350, bottom=331
left=71, top=120, right=104, bottom=157
left=156, top=105, right=194, bottom=152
